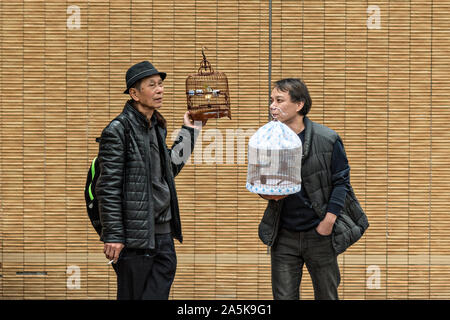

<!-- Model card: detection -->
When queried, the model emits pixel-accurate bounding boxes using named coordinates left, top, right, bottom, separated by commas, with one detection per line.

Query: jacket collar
left=302, top=116, right=313, bottom=160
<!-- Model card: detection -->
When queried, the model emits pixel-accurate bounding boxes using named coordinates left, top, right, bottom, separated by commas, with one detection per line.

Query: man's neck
left=284, top=115, right=305, bottom=134
left=134, top=102, right=155, bottom=123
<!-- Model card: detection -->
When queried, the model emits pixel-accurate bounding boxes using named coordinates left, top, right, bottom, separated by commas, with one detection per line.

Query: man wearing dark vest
left=258, top=78, right=368, bottom=300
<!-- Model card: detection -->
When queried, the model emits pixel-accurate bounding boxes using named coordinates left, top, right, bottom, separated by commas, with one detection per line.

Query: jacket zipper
left=144, top=126, right=155, bottom=249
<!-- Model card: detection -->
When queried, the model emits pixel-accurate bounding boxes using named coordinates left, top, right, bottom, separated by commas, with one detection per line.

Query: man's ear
left=296, top=101, right=305, bottom=113
left=129, top=88, right=139, bottom=101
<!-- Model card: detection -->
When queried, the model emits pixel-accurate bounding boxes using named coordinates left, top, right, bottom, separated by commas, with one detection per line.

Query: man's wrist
left=183, top=124, right=201, bottom=132
left=324, top=212, right=337, bottom=224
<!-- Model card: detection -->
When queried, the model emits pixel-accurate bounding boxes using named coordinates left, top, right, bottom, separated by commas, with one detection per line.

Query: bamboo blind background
left=1, top=0, right=449, bottom=299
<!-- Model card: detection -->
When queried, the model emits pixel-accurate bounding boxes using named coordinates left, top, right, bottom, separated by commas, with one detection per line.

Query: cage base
left=189, top=108, right=232, bottom=121
left=246, top=182, right=301, bottom=196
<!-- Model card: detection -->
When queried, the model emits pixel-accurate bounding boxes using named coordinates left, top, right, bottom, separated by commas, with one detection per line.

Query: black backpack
left=84, top=115, right=129, bottom=237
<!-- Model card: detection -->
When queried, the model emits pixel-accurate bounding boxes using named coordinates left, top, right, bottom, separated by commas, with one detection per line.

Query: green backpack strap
left=87, top=157, right=97, bottom=201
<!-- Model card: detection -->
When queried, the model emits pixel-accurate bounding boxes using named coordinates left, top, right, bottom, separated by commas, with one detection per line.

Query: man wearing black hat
left=96, top=61, right=206, bottom=300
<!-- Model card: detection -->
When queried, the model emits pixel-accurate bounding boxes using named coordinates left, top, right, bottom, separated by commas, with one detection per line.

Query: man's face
left=269, top=87, right=304, bottom=123
left=131, top=74, right=164, bottom=110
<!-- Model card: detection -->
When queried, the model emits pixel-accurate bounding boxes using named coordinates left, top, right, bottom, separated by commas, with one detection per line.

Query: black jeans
left=112, top=233, right=177, bottom=300
left=271, top=227, right=340, bottom=300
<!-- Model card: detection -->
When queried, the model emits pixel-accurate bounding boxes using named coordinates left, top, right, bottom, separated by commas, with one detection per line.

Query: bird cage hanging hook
left=198, top=47, right=214, bottom=75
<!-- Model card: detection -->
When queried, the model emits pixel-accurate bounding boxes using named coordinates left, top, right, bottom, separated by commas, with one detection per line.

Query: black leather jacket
left=96, top=101, right=198, bottom=249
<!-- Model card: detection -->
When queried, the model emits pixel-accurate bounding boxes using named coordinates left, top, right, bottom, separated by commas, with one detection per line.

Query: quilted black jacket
left=96, top=101, right=198, bottom=249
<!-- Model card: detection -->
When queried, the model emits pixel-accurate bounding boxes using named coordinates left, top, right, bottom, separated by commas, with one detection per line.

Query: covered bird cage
left=186, top=48, right=231, bottom=121
left=246, top=121, right=302, bottom=195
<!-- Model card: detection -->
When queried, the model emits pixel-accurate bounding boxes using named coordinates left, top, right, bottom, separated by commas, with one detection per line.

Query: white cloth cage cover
left=246, top=120, right=302, bottom=195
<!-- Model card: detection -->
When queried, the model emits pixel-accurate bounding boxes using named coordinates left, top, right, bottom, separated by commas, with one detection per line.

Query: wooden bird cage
left=186, top=48, right=231, bottom=121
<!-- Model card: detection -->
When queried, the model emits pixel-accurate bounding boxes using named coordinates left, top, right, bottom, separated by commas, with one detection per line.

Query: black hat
left=123, top=61, right=167, bottom=94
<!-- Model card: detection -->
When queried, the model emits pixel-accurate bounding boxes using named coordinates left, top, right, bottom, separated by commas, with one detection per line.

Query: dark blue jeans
left=271, top=227, right=340, bottom=300
left=112, top=233, right=177, bottom=300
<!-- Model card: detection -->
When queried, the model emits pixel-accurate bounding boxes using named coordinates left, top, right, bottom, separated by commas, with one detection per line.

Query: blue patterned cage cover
left=246, top=121, right=302, bottom=195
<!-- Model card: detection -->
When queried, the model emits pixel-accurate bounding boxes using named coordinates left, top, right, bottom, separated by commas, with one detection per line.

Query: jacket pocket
left=332, top=212, right=358, bottom=255
left=258, top=201, right=281, bottom=246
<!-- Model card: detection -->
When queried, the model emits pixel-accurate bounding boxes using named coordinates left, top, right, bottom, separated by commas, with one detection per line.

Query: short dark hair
left=274, top=78, right=312, bottom=116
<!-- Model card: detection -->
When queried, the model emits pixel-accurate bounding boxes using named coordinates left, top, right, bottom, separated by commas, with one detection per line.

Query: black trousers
left=271, top=227, right=340, bottom=300
left=112, top=233, right=177, bottom=300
